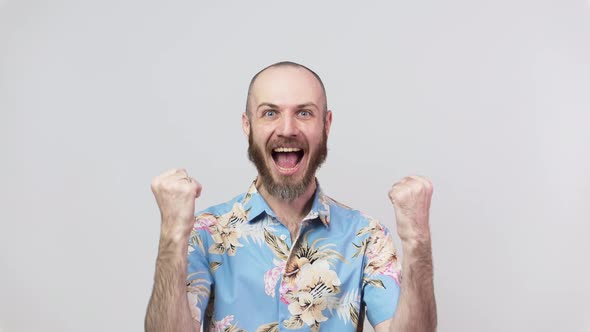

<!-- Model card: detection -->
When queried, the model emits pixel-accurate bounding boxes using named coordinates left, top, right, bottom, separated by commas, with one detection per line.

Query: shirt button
left=280, top=234, right=287, bottom=241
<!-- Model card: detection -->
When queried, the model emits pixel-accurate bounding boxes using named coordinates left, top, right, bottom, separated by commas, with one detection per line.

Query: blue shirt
left=187, top=180, right=401, bottom=332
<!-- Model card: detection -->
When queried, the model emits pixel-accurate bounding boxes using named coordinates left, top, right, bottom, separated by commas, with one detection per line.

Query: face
left=243, top=66, right=332, bottom=200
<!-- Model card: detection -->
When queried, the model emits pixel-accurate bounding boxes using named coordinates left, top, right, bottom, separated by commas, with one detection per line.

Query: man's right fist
left=150, top=168, right=202, bottom=240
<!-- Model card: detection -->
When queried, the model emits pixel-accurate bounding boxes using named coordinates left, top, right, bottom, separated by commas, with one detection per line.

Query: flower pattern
left=187, top=271, right=211, bottom=322
left=209, top=315, right=245, bottom=332
left=283, top=260, right=341, bottom=331
left=264, top=259, right=286, bottom=298
left=186, top=180, right=401, bottom=331
left=356, top=217, right=401, bottom=286
left=208, top=203, right=249, bottom=256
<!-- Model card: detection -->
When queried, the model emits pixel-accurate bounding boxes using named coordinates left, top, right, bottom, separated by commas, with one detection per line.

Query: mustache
left=267, top=137, right=308, bottom=151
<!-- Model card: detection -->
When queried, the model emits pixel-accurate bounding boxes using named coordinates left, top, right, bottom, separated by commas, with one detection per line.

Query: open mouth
left=271, top=147, right=305, bottom=171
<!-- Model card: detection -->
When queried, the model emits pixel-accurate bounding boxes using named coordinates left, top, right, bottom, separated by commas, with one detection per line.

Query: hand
left=388, top=175, right=433, bottom=244
left=151, top=168, right=202, bottom=241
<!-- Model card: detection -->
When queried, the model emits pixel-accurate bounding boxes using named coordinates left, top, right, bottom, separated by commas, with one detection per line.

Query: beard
left=248, top=129, right=328, bottom=201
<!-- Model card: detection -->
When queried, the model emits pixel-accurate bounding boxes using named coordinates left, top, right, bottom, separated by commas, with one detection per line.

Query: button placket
left=278, top=220, right=316, bottom=331
left=275, top=218, right=294, bottom=330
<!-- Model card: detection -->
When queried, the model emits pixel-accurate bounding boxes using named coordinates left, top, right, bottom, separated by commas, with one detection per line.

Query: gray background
left=1, top=0, right=589, bottom=331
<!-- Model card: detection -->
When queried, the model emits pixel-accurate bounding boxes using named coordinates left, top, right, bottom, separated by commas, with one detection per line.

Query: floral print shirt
left=187, top=180, right=401, bottom=332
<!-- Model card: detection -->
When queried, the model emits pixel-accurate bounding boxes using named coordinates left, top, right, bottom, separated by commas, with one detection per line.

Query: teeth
left=273, top=147, right=302, bottom=152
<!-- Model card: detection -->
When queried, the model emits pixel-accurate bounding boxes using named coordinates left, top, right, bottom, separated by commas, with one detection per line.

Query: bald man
left=145, top=62, right=437, bottom=332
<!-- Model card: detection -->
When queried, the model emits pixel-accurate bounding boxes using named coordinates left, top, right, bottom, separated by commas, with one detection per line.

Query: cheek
left=251, top=129, right=273, bottom=147
left=305, top=128, right=325, bottom=146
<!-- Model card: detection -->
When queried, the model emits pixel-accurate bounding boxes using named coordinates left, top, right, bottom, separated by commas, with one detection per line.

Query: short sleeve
left=186, top=213, right=215, bottom=324
left=361, top=221, right=402, bottom=327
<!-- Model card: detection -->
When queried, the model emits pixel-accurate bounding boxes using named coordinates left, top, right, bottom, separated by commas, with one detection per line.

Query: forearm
left=145, top=235, right=196, bottom=332
left=390, top=239, right=437, bottom=332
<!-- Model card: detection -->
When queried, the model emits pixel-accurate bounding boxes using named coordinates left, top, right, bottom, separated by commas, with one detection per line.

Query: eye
left=263, top=110, right=276, bottom=117
left=298, top=110, right=312, bottom=117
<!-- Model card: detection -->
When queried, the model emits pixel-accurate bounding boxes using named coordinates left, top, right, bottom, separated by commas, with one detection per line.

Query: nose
left=276, top=114, right=299, bottom=137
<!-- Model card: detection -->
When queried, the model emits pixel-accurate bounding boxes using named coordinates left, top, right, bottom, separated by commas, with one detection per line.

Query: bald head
left=245, top=61, right=328, bottom=119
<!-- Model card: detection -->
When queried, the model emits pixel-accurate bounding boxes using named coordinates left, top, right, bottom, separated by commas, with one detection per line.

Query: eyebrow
left=296, top=102, right=318, bottom=109
left=256, top=103, right=279, bottom=111
left=256, top=102, right=318, bottom=111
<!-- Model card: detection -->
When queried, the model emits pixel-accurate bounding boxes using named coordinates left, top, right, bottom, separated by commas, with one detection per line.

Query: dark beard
left=248, top=130, right=328, bottom=200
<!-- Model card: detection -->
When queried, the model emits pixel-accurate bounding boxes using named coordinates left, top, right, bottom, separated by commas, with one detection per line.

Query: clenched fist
left=151, top=168, right=202, bottom=241
left=389, top=175, right=433, bottom=244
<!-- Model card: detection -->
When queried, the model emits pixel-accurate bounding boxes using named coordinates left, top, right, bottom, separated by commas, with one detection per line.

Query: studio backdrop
left=1, top=1, right=589, bottom=331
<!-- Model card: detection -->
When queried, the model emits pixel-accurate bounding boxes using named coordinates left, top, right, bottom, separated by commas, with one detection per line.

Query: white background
left=1, top=0, right=589, bottom=331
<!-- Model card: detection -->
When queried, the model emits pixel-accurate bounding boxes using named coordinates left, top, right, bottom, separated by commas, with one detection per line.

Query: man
left=145, top=62, right=437, bottom=332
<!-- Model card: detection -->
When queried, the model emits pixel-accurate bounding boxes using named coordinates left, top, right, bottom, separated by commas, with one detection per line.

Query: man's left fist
left=389, top=175, right=433, bottom=244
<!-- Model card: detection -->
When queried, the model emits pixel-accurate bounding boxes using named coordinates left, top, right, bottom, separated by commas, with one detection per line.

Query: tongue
left=276, top=152, right=299, bottom=169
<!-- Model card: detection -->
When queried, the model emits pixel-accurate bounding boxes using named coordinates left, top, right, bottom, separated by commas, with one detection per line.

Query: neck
left=256, top=177, right=317, bottom=226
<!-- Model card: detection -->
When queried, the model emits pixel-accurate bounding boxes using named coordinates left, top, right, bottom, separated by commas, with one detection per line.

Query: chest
left=207, top=217, right=366, bottom=330
left=283, top=220, right=302, bottom=243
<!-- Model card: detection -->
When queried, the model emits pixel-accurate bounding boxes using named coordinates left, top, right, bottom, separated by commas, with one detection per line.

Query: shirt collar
left=241, top=178, right=331, bottom=227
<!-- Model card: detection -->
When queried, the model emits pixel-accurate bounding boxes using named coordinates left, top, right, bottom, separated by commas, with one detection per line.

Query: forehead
left=250, top=66, right=325, bottom=109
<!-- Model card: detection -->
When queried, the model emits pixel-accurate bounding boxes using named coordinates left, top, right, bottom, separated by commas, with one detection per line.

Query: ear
left=242, top=112, right=251, bottom=137
left=324, top=110, right=333, bottom=136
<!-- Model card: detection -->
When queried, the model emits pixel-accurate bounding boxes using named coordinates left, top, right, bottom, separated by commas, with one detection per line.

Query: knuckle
left=151, top=178, right=162, bottom=190
left=419, top=180, right=432, bottom=191
left=389, top=189, right=402, bottom=200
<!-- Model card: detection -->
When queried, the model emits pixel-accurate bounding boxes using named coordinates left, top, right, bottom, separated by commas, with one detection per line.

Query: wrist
left=160, top=217, right=193, bottom=240
left=158, top=226, right=191, bottom=256
left=400, top=228, right=431, bottom=246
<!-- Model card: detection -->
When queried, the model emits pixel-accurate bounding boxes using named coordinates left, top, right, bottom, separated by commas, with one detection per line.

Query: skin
left=375, top=175, right=438, bottom=332
left=242, top=65, right=332, bottom=240
left=145, top=168, right=202, bottom=332
left=145, top=65, right=437, bottom=332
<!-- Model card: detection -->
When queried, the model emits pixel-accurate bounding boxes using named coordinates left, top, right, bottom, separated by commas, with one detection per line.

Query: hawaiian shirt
left=186, top=180, right=401, bottom=332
